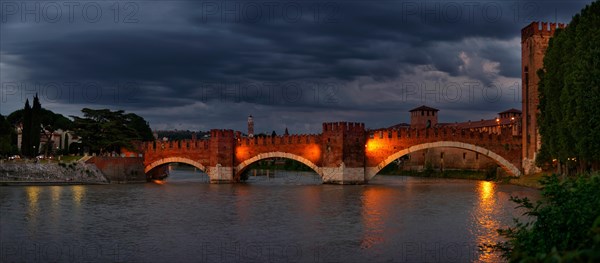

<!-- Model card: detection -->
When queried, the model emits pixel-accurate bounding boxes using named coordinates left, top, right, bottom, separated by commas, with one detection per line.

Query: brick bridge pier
left=142, top=122, right=522, bottom=184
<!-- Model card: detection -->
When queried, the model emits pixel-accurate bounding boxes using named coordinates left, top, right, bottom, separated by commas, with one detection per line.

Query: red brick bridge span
left=142, top=122, right=522, bottom=184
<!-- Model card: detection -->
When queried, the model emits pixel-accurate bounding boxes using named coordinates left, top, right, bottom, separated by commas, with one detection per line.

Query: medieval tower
left=247, top=115, right=254, bottom=138
left=521, top=22, right=565, bottom=174
left=410, top=105, right=439, bottom=129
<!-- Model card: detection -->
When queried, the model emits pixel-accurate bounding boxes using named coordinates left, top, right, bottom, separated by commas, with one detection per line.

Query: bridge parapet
left=144, top=139, right=210, bottom=151
left=368, top=127, right=520, bottom=142
left=238, top=134, right=322, bottom=146
left=365, top=127, right=522, bottom=177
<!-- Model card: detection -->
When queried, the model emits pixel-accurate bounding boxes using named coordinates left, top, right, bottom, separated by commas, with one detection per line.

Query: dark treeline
left=537, top=1, right=600, bottom=174
left=0, top=95, right=154, bottom=157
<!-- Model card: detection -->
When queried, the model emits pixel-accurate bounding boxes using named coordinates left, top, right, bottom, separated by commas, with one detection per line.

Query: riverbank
left=381, top=169, right=493, bottom=180
left=505, top=173, right=546, bottom=189
left=381, top=169, right=545, bottom=189
left=0, top=181, right=109, bottom=186
left=0, top=161, right=109, bottom=186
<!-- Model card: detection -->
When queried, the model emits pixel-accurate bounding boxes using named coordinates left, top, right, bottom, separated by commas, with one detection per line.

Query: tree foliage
left=30, top=94, right=42, bottom=156
left=21, top=99, right=33, bottom=157
left=485, top=174, right=600, bottom=262
left=537, top=1, right=600, bottom=173
left=0, top=114, right=17, bottom=156
left=71, top=108, right=153, bottom=155
left=8, top=104, right=73, bottom=156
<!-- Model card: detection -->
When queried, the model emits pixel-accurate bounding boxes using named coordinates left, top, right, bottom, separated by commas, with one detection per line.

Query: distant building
left=409, top=105, right=439, bottom=129
left=438, top=108, right=521, bottom=136
left=16, top=124, right=80, bottom=155
left=248, top=115, right=254, bottom=138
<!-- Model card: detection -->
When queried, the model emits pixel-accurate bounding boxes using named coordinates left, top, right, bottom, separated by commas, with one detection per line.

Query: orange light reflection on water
left=71, top=185, right=85, bottom=206
left=360, top=187, right=392, bottom=250
left=153, top=179, right=166, bottom=185
left=26, top=186, right=41, bottom=225
left=475, top=181, right=501, bottom=262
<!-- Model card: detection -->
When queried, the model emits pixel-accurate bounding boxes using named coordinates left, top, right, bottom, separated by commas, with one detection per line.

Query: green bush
left=485, top=173, right=600, bottom=262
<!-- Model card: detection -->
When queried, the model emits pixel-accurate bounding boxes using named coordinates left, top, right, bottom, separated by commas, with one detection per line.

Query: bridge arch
left=144, top=157, right=208, bottom=174
left=366, top=141, right=521, bottom=180
left=235, top=152, right=322, bottom=179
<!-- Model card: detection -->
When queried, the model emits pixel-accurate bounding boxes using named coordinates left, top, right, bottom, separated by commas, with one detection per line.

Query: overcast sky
left=0, top=0, right=592, bottom=133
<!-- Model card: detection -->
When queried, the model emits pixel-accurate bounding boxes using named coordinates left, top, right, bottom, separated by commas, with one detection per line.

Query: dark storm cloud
left=0, top=0, right=593, bottom=132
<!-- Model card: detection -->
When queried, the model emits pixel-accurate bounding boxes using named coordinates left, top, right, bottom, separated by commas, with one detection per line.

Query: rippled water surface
left=0, top=167, right=538, bottom=262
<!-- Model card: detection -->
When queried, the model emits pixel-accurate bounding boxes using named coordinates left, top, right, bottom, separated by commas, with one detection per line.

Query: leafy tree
left=0, top=114, right=17, bottom=156
left=538, top=1, right=600, bottom=173
left=125, top=113, right=154, bottom=141
left=8, top=107, right=73, bottom=156
left=39, top=109, right=73, bottom=156
left=485, top=174, right=600, bottom=262
left=71, top=108, right=153, bottom=155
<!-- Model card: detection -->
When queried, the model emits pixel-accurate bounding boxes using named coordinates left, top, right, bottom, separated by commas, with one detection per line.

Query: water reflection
left=50, top=186, right=62, bottom=229
left=25, top=186, right=41, bottom=226
left=360, top=187, right=390, bottom=249
left=475, top=181, right=501, bottom=262
left=2, top=173, right=538, bottom=263
left=71, top=185, right=86, bottom=206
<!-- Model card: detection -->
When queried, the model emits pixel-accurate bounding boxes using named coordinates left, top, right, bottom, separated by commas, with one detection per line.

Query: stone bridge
left=142, top=122, right=522, bottom=184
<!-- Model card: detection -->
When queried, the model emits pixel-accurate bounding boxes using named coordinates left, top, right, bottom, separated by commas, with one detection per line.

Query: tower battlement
left=521, top=21, right=566, bottom=40
left=210, top=129, right=234, bottom=138
left=322, top=122, right=365, bottom=133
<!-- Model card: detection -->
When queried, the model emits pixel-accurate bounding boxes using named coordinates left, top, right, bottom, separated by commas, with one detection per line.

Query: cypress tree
left=64, top=134, right=69, bottom=153
left=21, top=99, right=32, bottom=157
left=31, top=94, right=41, bottom=156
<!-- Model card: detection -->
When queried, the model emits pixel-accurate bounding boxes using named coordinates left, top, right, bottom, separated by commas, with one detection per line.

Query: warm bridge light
left=366, top=141, right=383, bottom=152
left=153, top=180, right=166, bottom=185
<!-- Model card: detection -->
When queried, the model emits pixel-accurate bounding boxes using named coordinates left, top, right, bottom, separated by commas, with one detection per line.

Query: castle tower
left=409, top=105, right=438, bottom=129
left=247, top=115, right=254, bottom=138
left=321, top=122, right=366, bottom=184
left=521, top=22, right=565, bottom=174
left=208, top=129, right=235, bottom=183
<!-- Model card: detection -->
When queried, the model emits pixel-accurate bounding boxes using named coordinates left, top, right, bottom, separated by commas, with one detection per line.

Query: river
left=0, top=166, right=538, bottom=262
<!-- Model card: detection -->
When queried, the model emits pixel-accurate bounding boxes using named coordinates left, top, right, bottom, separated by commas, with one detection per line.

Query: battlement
left=238, top=134, right=321, bottom=145
left=522, top=21, right=566, bottom=40
left=322, top=122, right=365, bottom=133
left=367, top=127, right=520, bottom=143
left=145, top=139, right=210, bottom=151
left=210, top=129, right=234, bottom=138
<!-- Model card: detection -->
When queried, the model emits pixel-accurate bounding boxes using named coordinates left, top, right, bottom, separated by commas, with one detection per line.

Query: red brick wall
left=365, top=127, right=522, bottom=168
left=86, top=156, right=146, bottom=183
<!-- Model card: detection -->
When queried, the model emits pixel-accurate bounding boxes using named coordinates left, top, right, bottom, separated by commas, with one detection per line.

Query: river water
left=0, top=167, right=538, bottom=263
